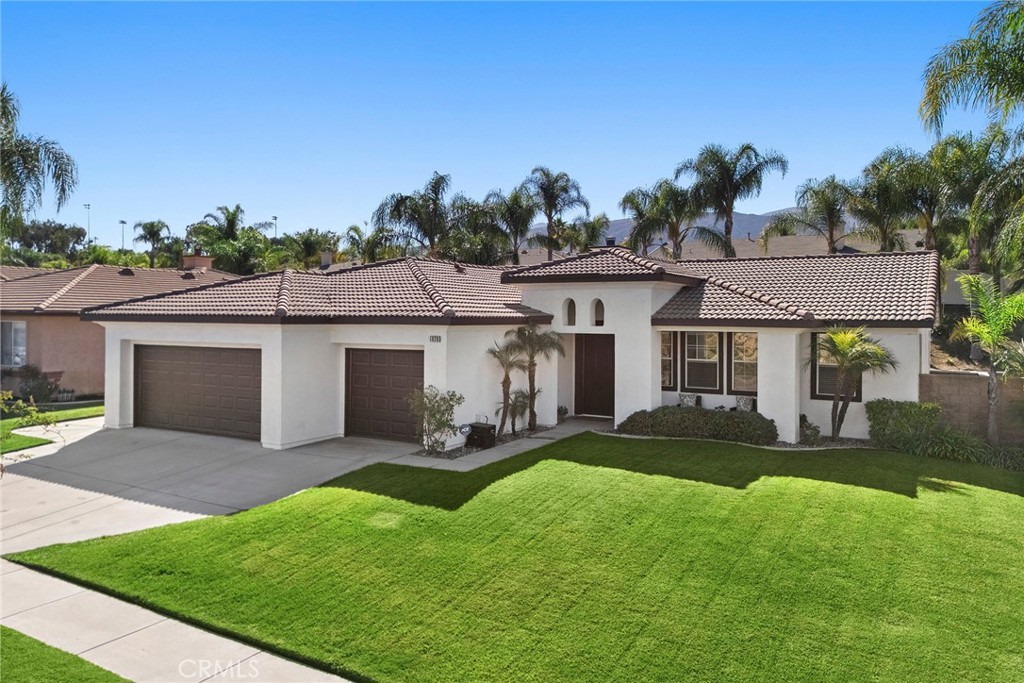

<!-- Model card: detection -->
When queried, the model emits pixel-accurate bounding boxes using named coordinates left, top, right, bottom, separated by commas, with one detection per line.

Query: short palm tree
left=503, top=323, right=565, bottom=431
left=760, top=176, right=855, bottom=254
left=564, top=213, right=611, bottom=253
left=525, top=166, right=590, bottom=262
left=344, top=224, right=395, bottom=263
left=487, top=341, right=528, bottom=437
left=675, top=143, right=788, bottom=256
left=373, top=172, right=453, bottom=256
left=507, top=389, right=531, bottom=436
left=920, top=0, right=1024, bottom=132
left=951, top=274, right=1024, bottom=443
left=813, top=327, right=898, bottom=439
left=486, top=185, right=539, bottom=264
left=0, top=83, right=78, bottom=222
left=847, top=151, right=911, bottom=252
left=203, top=204, right=246, bottom=241
left=133, top=220, right=169, bottom=268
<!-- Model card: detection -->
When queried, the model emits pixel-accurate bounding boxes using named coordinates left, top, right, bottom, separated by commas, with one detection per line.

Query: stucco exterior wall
left=921, top=372, right=1024, bottom=445
left=5, top=314, right=106, bottom=395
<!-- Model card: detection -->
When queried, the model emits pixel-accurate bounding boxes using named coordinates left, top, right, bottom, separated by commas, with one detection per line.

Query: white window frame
left=1, top=320, right=27, bottom=368
left=729, top=332, right=758, bottom=395
left=683, top=331, right=721, bottom=393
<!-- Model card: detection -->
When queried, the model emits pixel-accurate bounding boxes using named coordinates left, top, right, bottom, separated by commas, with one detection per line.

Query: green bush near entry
left=618, top=406, right=778, bottom=446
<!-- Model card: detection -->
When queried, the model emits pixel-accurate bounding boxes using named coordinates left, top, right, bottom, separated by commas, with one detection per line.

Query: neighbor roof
left=665, top=229, right=925, bottom=260
left=0, top=265, right=57, bottom=281
left=0, top=264, right=238, bottom=314
left=83, top=258, right=553, bottom=325
left=653, top=251, right=939, bottom=327
left=502, top=247, right=703, bottom=284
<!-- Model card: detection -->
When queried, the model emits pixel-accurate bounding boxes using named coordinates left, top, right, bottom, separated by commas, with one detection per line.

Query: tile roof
left=666, top=229, right=925, bottom=260
left=653, top=251, right=939, bottom=327
left=502, top=247, right=702, bottom=284
left=84, top=258, right=553, bottom=324
left=0, top=264, right=238, bottom=314
left=0, top=265, right=57, bottom=281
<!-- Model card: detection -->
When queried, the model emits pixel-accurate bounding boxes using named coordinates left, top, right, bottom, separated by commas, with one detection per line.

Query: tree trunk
left=987, top=365, right=999, bottom=444
left=836, top=394, right=854, bottom=440
left=724, top=209, right=734, bottom=257
left=497, top=374, right=511, bottom=437
left=827, top=225, right=837, bottom=254
left=527, top=360, right=538, bottom=431
left=968, top=233, right=982, bottom=275
left=546, top=216, right=554, bottom=262
left=830, top=389, right=841, bottom=440
left=669, top=223, right=682, bottom=260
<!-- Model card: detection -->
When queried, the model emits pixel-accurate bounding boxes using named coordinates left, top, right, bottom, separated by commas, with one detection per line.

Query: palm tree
left=284, top=228, right=339, bottom=268
left=133, top=220, right=169, bottom=268
left=920, top=1, right=1024, bottom=132
left=507, top=389, right=531, bottom=436
left=203, top=204, right=246, bottom=241
left=373, top=172, right=452, bottom=256
left=812, top=327, right=898, bottom=439
left=525, top=166, right=590, bottom=262
left=848, top=151, right=912, bottom=252
left=620, top=186, right=659, bottom=255
left=344, top=224, right=395, bottom=263
left=0, top=83, right=78, bottom=224
left=951, top=274, right=1024, bottom=443
left=564, top=213, right=611, bottom=253
left=486, top=185, right=539, bottom=264
left=675, top=143, right=788, bottom=256
left=760, top=176, right=855, bottom=254
left=503, top=323, right=565, bottom=431
left=487, top=341, right=528, bottom=437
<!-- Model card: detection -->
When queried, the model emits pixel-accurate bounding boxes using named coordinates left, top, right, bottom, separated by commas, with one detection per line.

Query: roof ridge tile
left=275, top=269, right=294, bottom=317
left=35, top=264, right=100, bottom=311
left=609, top=247, right=665, bottom=273
left=704, top=276, right=814, bottom=319
left=406, top=258, right=456, bottom=317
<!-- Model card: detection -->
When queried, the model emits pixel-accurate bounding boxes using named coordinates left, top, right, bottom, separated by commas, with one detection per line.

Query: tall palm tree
left=0, top=83, right=78, bottom=223
left=958, top=125, right=1015, bottom=274
left=203, top=204, right=246, bottom=241
left=564, top=213, right=611, bottom=253
left=760, top=176, right=855, bottom=254
left=620, top=185, right=659, bottom=255
left=812, top=327, right=898, bottom=439
left=344, top=224, right=395, bottom=263
left=133, top=220, right=169, bottom=268
left=951, top=274, right=1024, bottom=443
left=487, top=341, right=528, bottom=437
left=373, top=172, right=452, bottom=256
left=503, top=323, right=565, bottom=431
left=848, top=151, right=912, bottom=252
left=525, top=166, right=590, bottom=262
left=486, top=184, right=539, bottom=264
left=675, top=143, right=788, bottom=256
left=920, top=0, right=1024, bottom=132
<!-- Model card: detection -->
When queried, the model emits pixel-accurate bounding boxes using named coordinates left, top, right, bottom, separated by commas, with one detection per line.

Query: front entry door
left=575, top=334, right=615, bottom=417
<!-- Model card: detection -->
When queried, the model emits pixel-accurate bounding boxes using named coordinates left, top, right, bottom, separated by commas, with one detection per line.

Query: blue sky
left=3, top=1, right=989, bottom=247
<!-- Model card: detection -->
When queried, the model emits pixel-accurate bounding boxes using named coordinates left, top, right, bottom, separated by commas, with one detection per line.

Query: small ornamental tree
left=504, top=324, right=564, bottom=431
left=812, top=327, right=898, bottom=439
left=487, top=341, right=527, bottom=437
left=408, top=385, right=464, bottom=454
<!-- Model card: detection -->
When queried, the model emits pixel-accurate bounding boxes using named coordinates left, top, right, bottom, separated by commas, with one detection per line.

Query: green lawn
left=8, top=433, right=1024, bottom=682
left=0, top=626, right=127, bottom=683
left=0, top=405, right=104, bottom=454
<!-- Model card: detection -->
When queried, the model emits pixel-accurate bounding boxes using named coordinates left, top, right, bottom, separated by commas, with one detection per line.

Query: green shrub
left=618, top=406, right=778, bottom=446
left=799, top=414, right=821, bottom=446
left=979, top=445, right=1024, bottom=472
left=865, top=399, right=942, bottom=451
left=920, top=425, right=988, bottom=463
left=408, top=385, right=465, bottom=454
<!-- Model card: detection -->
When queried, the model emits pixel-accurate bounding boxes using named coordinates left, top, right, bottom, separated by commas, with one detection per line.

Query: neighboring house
left=0, top=257, right=236, bottom=396
left=85, top=247, right=937, bottom=448
left=0, top=265, right=58, bottom=281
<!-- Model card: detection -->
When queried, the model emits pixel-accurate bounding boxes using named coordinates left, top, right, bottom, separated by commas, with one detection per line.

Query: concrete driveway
left=2, top=424, right=418, bottom=553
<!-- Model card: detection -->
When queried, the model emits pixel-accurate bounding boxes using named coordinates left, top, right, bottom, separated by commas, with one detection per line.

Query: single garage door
left=345, top=349, right=423, bottom=442
left=135, top=345, right=261, bottom=440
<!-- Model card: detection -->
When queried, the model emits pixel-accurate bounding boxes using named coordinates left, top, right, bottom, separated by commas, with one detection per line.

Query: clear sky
left=3, top=1, right=990, bottom=247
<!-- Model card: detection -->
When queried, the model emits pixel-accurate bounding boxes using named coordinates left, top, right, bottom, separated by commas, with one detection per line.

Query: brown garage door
left=135, top=345, right=261, bottom=440
left=346, top=349, right=423, bottom=442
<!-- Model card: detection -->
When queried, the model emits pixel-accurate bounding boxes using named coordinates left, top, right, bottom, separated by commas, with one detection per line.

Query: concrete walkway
left=1, top=417, right=607, bottom=682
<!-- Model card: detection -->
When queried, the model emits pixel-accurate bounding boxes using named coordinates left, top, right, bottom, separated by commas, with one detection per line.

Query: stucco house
left=83, top=247, right=937, bottom=448
left=0, top=259, right=236, bottom=396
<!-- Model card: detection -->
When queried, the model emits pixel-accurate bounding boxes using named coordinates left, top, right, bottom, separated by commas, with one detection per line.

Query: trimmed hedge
left=865, top=398, right=1024, bottom=471
left=618, top=406, right=778, bottom=446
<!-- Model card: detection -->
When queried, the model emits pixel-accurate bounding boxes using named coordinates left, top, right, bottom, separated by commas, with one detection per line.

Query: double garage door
left=134, top=345, right=423, bottom=443
left=135, top=345, right=262, bottom=440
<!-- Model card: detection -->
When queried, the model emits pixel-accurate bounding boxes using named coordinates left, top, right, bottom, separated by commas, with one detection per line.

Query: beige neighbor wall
left=920, top=371, right=1024, bottom=446
left=4, top=314, right=106, bottom=395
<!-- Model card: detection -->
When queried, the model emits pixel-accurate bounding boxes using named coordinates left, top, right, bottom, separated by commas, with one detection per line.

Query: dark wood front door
left=575, top=334, right=615, bottom=417
left=134, top=345, right=262, bottom=440
left=345, top=349, right=424, bottom=442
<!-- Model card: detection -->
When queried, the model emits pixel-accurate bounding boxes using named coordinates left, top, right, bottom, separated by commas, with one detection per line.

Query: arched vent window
left=593, top=299, right=605, bottom=327
left=564, top=298, right=576, bottom=326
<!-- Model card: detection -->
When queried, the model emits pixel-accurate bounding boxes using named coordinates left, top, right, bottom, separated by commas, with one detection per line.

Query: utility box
left=465, top=422, right=496, bottom=449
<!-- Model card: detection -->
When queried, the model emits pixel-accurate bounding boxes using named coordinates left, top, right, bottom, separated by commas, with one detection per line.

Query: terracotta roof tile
left=84, top=258, right=552, bottom=324
left=0, top=264, right=238, bottom=314
left=654, top=251, right=938, bottom=327
left=0, top=265, right=57, bottom=281
left=502, top=247, right=700, bottom=283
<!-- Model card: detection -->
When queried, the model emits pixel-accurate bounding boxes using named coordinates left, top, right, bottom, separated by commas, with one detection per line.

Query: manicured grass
left=0, top=433, right=51, bottom=454
left=0, top=405, right=104, bottom=454
left=0, top=626, right=127, bottom=683
left=8, top=434, right=1024, bottom=682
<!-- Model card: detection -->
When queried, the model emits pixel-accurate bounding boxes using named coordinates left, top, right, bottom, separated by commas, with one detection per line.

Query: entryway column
left=757, top=330, right=803, bottom=443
